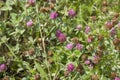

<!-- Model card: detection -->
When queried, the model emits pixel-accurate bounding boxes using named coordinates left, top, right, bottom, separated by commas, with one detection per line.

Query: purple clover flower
left=115, top=77, right=120, bottom=80
left=67, top=63, right=75, bottom=72
left=76, top=43, right=83, bottom=50
left=68, top=9, right=76, bottom=18
left=66, top=43, right=74, bottom=50
left=89, top=64, right=93, bottom=69
left=87, top=38, right=92, bottom=43
left=76, top=25, right=82, bottom=30
left=28, top=0, right=35, bottom=6
left=50, top=12, right=58, bottom=19
left=58, top=33, right=66, bottom=43
left=27, top=20, right=33, bottom=27
left=85, top=60, right=90, bottom=65
left=85, top=26, right=90, bottom=34
left=0, top=64, right=7, bottom=72
left=56, top=30, right=62, bottom=38
left=56, top=30, right=66, bottom=43
left=110, top=27, right=116, bottom=36
left=118, top=22, right=120, bottom=28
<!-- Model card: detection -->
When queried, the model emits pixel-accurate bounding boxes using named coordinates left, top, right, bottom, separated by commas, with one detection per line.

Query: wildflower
left=56, top=30, right=66, bottom=43
left=85, top=26, right=90, bottom=34
left=0, top=64, right=7, bottom=72
left=27, top=20, right=33, bottom=27
left=92, top=55, right=100, bottom=64
left=105, top=21, right=113, bottom=29
left=91, top=74, right=99, bottom=80
left=76, top=25, right=82, bottom=30
left=68, top=9, right=76, bottom=18
left=67, top=63, right=75, bottom=72
left=64, top=70, right=69, bottom=77
left=111, top=72, right=117, bottom=79
left=66, top=43, right=73, bottom=50
left=76, top=43, right=83, bottom=50
left=115, top=77, right=120, bottom=80
left=85, top=60, right=90, bottom=65
left=28, top=0, right=35, bottom=6
left=58, top=33, right=66, bottom=43
left=56, top=30, right=62, bottom=38
left=89, top=64, right=94, bottom=69
left=118, top=22, right=120, bottom=28
left=71, top=37, right=79, bottom=44
left=110, top=27, right=116, bottom=36
left=50, top=12, right=58, bottom=19
left=87, top=38, right=92, bottom=43
left=81, top=54, right=88, bottom=61
left=34, top=73, right=41, bottom=80
left=76, top=64, right=85, bottom=75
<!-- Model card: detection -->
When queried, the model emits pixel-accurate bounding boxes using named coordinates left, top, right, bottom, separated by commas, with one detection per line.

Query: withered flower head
left=91, top=74, right=99, bottom=80
left=71, top=37, right=79, bottom=44
left=110, top=72, right=117, bottom=79
left=76, top=64, right=85, bottom=75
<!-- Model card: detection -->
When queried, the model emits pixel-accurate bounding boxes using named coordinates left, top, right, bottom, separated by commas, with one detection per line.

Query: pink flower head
left=85, top=60, right=90, bottom=65
left=27, top=20, right=33, bottom=27
left=67, top=63, right=75, bottom=72
left=110, top=27, right=116, bottom=36
left=0, top=64, right=7, bottom=72
left=58, top=33, right=66, bottom=43
left=87, top=38, right=92, bottom=43
left=68, top=9, right=76, bottom=18
left=115, top=77, right=120, bottom=80
left=76, top=25, right=82, bottom=30
left=85, top=26, right=90, bottom=34
left=56, top=30, right=62, bottom=38
left=105, top=21, right=113, bottom=29
left=92, top=55, right=100, bottom=64
left=50, top=12, right=58, bottom=19
left=89, top=64, right=93, bottom=69
left=76, top=43, right=83, bottom=50
left=66, top=43, right=74, bottom=50
left=28, top=0, right=35, bottom=6
left=93, top=55, right=98, bottom=60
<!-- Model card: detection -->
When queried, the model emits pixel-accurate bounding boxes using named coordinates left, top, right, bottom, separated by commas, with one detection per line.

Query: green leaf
left=0, top=6, right=12, bottom=11
left=0, top=1, right=4, bottom=8
left=0, top=57, right=5, bottom=63
left=35, top=61, right=48, bottom=80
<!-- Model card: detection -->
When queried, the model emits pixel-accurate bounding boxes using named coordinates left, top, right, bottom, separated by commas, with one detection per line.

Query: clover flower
left=66, top=43, right=74, bottom=50
left=67, top=63, right=75, bottom=72
left=68, top=9, right=76, bottom=18
left=0, top=64, right=7, bottom=72
left=50, top=12, right=58, bottom=19
left=27, top=20, right=33, bottom=27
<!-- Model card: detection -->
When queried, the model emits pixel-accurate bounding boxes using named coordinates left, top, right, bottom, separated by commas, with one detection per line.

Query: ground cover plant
left=0, top=0, right=120, bottom=80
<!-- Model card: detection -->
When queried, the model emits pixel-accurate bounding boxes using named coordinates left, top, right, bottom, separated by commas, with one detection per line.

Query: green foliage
left=0, top=0, right=120, bottom=79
